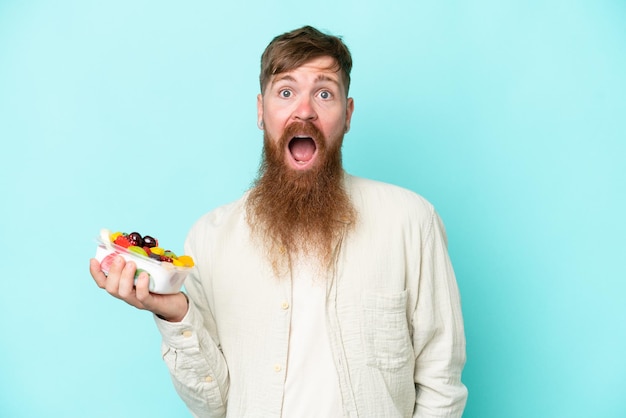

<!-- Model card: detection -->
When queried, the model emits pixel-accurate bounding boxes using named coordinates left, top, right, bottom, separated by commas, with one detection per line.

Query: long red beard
left=246, top=122, right=355, bottom=274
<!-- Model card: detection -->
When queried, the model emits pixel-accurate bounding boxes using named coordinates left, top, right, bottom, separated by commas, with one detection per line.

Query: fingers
left=134, top=273, right=152, bottom=303
left=90, top=256, right=185, bottom=320
left=90, top=258, right=107, bottom=288
left=95, top=256, right=142, bottom=307
left=117, top=262, right=137, bottom=299
left=90, top=256, right=136, bottom=302
left=103, top=255, right=126, bottom=295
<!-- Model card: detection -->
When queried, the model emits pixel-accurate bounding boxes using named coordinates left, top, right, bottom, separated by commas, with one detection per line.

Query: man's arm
left=412, top=211, right=468, bottom=417
left=155, top=297, right=229, bottom=418
left=90, top=256, right=230, bottom=417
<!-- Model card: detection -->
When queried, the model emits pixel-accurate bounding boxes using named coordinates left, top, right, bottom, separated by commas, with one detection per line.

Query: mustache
left=279, top=121, right=325, bottom=145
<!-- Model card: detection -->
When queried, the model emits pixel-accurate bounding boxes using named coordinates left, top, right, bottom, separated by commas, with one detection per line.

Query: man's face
left=257, top=56, right=354, bottom=171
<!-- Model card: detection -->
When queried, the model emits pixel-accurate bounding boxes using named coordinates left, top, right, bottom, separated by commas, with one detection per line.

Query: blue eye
left=280, top=89, right=292, bottom=98
left=319, top=90, right=331, bottom=99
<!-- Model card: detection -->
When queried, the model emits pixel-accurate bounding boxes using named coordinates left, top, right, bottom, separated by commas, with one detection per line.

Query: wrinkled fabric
left=155, top=173, right=468, bottom=418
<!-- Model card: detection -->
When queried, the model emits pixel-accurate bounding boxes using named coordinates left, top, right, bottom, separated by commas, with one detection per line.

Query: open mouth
left=288, top=136, right=317, bottom=166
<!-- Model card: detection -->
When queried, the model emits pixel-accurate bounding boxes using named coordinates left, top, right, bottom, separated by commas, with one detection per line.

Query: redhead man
left=90, top=25, right=468, bottom=418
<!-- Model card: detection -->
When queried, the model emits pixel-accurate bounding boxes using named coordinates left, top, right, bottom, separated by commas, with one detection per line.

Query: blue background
left=1, top=1, right=624, bottom=417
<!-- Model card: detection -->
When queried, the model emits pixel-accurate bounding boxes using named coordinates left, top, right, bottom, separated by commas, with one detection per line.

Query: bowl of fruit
left=94, top=228, right=194, bottom=294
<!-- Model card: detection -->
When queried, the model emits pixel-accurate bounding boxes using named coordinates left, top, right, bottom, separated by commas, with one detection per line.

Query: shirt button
left=281, top=301, right=290, bottom=310
left=182, top=330, right=193, bottom=338
left=274, top=364, right=282, bottom=372
left=205, top=376, right=213, bottom=383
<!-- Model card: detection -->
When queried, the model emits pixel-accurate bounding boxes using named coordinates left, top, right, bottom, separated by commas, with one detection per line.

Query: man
left=90, top=25, right=468, bottom=417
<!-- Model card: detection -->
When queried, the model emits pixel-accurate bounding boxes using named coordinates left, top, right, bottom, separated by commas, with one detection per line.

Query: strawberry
left=114, top=235, right=131, bottom=248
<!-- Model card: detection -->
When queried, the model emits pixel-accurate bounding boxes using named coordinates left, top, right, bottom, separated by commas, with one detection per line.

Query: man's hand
left=90, top=255, right=188, bottom=322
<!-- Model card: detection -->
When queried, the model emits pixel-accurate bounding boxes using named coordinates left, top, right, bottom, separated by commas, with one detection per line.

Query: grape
left=127, top=232, right=144, bottom=247
left=143, top=235, right=158, bottom=248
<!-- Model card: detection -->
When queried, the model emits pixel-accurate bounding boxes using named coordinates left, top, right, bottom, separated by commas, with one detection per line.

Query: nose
left=293, top=95, right=317, bottom=121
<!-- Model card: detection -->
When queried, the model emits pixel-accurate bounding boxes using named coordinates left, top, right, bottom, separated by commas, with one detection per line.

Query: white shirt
left=282, top=256, right=343, bottom=417
left=155, top=174, right=468, bottom=418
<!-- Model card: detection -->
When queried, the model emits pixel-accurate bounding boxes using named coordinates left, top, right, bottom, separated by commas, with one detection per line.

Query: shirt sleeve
left=412, top=209, right=468, bottom=417
left=154, top=293, right=229, bottom=418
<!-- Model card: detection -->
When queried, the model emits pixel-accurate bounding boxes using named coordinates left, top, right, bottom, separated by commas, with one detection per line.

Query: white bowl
left=94, top=239, right=191, bottom=294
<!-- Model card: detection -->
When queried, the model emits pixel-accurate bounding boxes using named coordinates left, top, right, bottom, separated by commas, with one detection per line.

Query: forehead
left=269, top=56, right=342, bottom=86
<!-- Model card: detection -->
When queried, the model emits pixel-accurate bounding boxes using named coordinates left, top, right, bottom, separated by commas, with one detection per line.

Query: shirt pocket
left=361, top=289, right=412, bottom=370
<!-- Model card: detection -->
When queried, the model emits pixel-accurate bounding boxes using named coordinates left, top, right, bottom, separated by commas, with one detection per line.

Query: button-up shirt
left=155, top=173, right=468, bottom=417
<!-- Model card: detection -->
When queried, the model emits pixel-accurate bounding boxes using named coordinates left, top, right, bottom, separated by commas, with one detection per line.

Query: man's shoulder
left=189, top=193, right=247, bottom=232
left=346, top=174, right=434, bottom=215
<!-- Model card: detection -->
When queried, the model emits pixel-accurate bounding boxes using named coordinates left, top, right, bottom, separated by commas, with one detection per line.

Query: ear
left=256, top=94, right=264, bottom=130
left=344, top=97, right=355, bottom=133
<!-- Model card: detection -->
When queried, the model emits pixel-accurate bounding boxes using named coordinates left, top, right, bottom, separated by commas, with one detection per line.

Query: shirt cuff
left=153, top=299, right=203, bottom=349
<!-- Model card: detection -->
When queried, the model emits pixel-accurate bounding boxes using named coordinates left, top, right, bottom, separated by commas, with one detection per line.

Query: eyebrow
left=271, top=73, right=341, bottom=88
left=314, top=74, right=341, bottom=86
